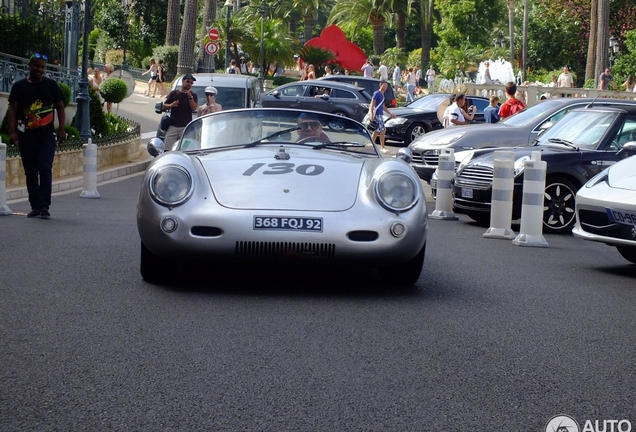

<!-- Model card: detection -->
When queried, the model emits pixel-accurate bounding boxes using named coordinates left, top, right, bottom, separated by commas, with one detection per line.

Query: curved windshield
left=178, top=109, right=378, bottom=156
left=405, top=94, right=449, bottom=110
left=536, top=110, right=618, bottom=149
left=501, top=100, right=564, bottom=127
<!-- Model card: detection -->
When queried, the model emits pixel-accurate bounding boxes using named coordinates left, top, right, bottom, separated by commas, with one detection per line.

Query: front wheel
left=327, top=112, right=349, bottom=131
left=378, top=244, right=426, bottom=286
left=405, top=123, right=427, bottom=144
left=466, top=211, right=490, bottom=226
left=616, top=246, right=636, bottom=264
left=543, top=176, right=579, bottom=233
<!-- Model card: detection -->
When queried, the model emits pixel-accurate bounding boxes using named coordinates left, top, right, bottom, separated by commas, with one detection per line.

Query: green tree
left=329, top=0, right=394, bottom=55
left=177, top=0, right=199, bottom=74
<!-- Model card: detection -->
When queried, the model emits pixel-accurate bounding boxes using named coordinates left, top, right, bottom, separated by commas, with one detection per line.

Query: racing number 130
left=242, top=163, right=325, bottom=176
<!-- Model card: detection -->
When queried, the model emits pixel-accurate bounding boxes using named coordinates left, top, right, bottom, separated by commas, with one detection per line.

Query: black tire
left=405, top=123, right=427, bottom=145
left=378, top=243, right=426, bottom=286
left=140, top=242, right=172, bottom=284
left=466, top=211, right=490, bottom=226
left=543, top=176, right=579, bottom=233
left=616, top=246, right=636, bottom=264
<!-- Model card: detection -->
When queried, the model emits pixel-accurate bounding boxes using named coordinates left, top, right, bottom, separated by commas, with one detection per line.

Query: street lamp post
left=224, top=0, right=233, bottom=70
left=76, top=0, right=91, bottom=141
left=258, top=0, right=267, bottom=92
left=121, top=0, right=132, bottom=71
left=609, top=35, right=620, bottom=68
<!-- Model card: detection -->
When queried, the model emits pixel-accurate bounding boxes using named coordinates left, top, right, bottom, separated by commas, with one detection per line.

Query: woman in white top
left=142, top=59, right=158, bottom=97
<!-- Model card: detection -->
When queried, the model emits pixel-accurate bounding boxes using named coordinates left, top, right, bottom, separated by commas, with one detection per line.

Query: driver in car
left=297, top=113, right=329, bottom=142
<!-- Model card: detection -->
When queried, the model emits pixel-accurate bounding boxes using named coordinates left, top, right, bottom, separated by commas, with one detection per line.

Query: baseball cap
left=182, top=73, right=196, bottom=82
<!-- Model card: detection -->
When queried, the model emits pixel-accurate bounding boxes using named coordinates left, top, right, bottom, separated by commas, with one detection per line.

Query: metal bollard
left=513, top=152, right=548, bottom=247
left=0, top=141, right=13, bottom=215
left=429, top=148, right=458, bottom=220
left=80, top=139, right=100, bottom=199
left=483, top=150, right=516, bottom=239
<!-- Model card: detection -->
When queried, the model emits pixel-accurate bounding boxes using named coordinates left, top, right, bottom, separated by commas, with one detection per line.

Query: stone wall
left=5, top=136, right=141, bottom=187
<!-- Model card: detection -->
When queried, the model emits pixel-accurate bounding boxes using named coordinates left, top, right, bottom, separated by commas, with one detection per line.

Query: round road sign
left=208, top=28, right=220, bottom=41
left=205, top=42, right=219, bottom=55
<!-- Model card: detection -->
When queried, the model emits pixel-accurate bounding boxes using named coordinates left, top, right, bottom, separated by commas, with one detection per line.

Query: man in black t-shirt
left=162, top=74, right=198, bottom=151
left=8, top=53, right=66, bottom=219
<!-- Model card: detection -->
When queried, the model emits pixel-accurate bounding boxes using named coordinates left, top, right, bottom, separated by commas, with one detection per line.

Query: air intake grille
left=455, top=165, right=494, bottom=189
left=235, top=241, right=336, bottom=259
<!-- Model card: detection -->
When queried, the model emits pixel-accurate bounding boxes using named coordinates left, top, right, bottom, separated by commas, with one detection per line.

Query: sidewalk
left=6, top=147, right=153, bottom=204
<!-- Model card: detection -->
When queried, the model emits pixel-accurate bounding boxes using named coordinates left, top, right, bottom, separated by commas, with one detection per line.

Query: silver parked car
left=137, top=108, right=428, bottom=285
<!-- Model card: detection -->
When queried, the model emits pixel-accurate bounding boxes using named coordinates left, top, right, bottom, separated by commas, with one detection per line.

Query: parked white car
left=573, top=148, right=636, bottom=264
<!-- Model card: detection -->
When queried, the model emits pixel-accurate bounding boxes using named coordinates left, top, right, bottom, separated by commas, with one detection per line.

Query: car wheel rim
left=411, top=125, right=425, bottom=141
left=328, top=115, right=346, bottom=131
left=543, top=182, right=576, bottom=230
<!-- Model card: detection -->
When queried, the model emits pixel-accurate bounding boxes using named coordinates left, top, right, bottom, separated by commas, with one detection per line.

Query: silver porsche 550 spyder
left=137, top=108, right=428, bottom=285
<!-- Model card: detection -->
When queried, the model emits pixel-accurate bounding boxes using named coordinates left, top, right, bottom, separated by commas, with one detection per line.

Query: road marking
left=142, top=132, right=156, bottom=140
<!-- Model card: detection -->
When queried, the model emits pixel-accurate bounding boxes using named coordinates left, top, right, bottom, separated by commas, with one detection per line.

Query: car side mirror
left=538, top=121, right=554, bottom=135
left=147, top=138, right=165, bottom=157
left=396, top=147, right=413, bottom=163
left=617, top=141, right=636, bottom=156
left=272, top=90, right=280, bottom=98
left=154, top=101, right=164, bottom=114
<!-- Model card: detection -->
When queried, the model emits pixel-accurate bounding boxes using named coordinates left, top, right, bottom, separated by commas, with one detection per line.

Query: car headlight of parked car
left=427, top=131, right=466, bottom=146
left=385, top=117, right=408, bottom=127
left=514, top=156, right=531, bottom=177
left=585, top=167, right=610, bottom=188
left=375, top=171, right=418, bottom=213
left=149, top=165, right=194, bottom=207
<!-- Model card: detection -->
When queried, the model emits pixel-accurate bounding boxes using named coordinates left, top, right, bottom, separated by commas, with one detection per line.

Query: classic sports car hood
left=608, top=156, right=636, bottom=190
left=197, top=147, right=366, bottom=211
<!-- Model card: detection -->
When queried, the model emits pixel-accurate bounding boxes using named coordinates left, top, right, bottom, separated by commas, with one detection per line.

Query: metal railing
left=0, top=52, right=80, bottom=100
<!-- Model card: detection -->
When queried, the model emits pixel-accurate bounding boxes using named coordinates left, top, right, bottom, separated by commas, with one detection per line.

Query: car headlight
left=375, top=171, right=419, bottom=213
left=514, top=156, right=531, bottom=177
left=149, top=165, right=194, bottom=207
left=385, top=117, right=408, bottom=126
left=585, top=167, right=610, bottom=188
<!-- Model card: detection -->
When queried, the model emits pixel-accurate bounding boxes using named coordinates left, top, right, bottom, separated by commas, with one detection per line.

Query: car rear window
left=191, top=85, right=247, bottom=110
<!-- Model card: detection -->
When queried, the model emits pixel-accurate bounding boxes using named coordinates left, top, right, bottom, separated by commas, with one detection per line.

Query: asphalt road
left=1, top=175, right=635, bottom=431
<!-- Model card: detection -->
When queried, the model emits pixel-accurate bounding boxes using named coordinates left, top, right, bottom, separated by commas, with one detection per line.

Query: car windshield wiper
left=244, top=127, right=300, bottom=148
left=546, top=138, right=578, bottom=150
left=312, top=141, right=366, bottom=149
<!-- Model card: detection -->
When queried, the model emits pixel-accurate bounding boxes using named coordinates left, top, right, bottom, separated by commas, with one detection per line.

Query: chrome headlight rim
left=148, top=164, right=194, bottom=207
left=375, top=171, right=419, bottom=213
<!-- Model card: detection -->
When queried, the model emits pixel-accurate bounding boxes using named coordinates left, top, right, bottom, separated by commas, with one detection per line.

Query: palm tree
left=417, top=0, right=434, bottom=72
left=585, top=0, right=598, bottom=81
left=393, top=0, right=414, bottom=49
left=165, top=0, right=180, bottom=46
left=594, top=0, right=610, bottom=88
left=328, top=0, right=393, bottom=55
left=177, top=0, right=198, bottom=74
left=197, top=0, right=218, bottom=72
left=292, top=0, right=322, bottom=43
left=506, top=0, right=515, bottom=63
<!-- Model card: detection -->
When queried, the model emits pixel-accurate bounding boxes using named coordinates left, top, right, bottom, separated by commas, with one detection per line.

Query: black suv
left=318, top=75, right=397, bottom=107
left=452, top=105, right=636, bottom=232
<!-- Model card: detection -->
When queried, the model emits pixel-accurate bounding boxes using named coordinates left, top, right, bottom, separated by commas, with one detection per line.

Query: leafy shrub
left=61, top=124, right=80, bottom=140
left=100, top=79, right=128, bottom=103
left=103, top=113, right=131, bottom=135
left=105, top=49, right=124, bottom=67
left=0, top=133, right=8, bottom=145
left=58, top=82, right=72, bottom=107
left=299, top=46, right=337, bottom=77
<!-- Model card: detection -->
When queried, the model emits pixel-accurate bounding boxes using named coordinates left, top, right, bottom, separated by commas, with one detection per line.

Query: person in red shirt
left=498, top=81, right=525, bottom=119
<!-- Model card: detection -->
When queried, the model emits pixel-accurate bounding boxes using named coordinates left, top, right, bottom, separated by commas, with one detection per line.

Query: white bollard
left=429, top=148, right=458, bottom=220
left=80, top=139, right=100, bottom=199
left=483, top=151, right=516, bottom=239
left=0, top=141, right=14, bottom=215
left=513, top=152, right=549, bottom=247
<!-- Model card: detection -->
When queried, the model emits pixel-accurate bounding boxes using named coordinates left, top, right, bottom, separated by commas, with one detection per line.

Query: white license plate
left=461, top=188, right=474, bottom=199
left=253, top=216, right=323, bottom=232
left=605, top=207, right=636, bottom=226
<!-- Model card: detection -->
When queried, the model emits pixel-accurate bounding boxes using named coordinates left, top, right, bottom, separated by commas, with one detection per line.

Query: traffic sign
left=205, top=42, right=219, bottom=55
left=208, top=28, right=220, bottom=41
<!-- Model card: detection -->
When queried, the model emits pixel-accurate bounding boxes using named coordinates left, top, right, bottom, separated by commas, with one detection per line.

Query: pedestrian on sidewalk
left=369, top=79, right=396, bottom=153
left=163, top=74, right=198, bottom=151
left=141, top=59, right=158, bottom=96
left=153, top=59, right=168, bottom=98
left=8, top=53, right=66, bottom=219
